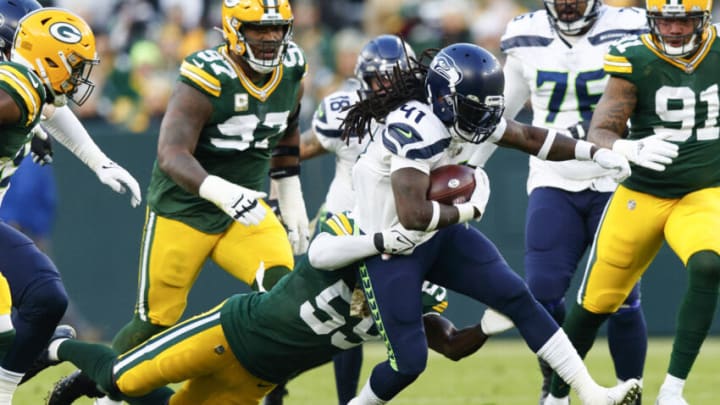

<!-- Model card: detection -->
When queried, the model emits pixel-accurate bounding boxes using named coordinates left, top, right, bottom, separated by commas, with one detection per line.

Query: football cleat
left=20, top=324, right=76, bottom=384
left=46, top=370, right=104, bottom=405
left=593, top=378, right=642, bottom=405
left=262, top=382, right=288, bottom=405
left=538, top=357, right=555, bottom=405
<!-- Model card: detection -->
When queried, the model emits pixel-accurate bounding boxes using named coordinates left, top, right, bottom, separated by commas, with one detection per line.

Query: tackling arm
left=299, top=128, right=327, bottom=161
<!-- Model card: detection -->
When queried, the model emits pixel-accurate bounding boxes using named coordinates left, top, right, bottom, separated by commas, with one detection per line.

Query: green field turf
left=15, top=337, right=720, bottom=404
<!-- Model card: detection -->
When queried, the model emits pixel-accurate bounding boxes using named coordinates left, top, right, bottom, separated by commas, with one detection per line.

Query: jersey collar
left=220, top=46, right=284, bottom=102
left=641, top=26, right=716, bottom=74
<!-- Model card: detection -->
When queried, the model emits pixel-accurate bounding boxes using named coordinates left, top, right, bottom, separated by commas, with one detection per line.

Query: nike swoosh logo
left=395, top=127, right=413, bottom=139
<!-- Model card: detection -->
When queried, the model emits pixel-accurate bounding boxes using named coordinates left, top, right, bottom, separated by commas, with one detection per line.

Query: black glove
left=567, top=121, right=591, bottom=139
left=30, top=126, right=53, bottom=165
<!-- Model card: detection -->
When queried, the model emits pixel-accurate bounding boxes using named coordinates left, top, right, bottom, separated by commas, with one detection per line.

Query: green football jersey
left=604, top=27, right=720, bottom=198
left=147, top=43, right=307, bottom=233
left=0, top=61, right=46, bottom=199
left=220, top=212, right=448, bottom=383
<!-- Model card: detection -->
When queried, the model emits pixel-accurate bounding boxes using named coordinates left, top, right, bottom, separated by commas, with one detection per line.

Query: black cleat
left=47, top=370, right=104, bottom=405
left=21, top=324, right=76, bottom=384
left=538, top=356, right=553, bottom=405
left=262, top=382, right=288, bottom=405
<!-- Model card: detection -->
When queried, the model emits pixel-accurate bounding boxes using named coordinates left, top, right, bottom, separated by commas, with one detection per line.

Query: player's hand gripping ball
left=427, top=164, right=476, bottom=205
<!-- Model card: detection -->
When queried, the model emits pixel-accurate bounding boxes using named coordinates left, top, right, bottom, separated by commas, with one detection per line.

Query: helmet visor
left=454, top=94, right=505, bottom=143
left=63, top=54, right=98, bottom=105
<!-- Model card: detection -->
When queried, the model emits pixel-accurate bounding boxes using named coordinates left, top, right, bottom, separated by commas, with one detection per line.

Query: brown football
left=427, top=164, right=476, bottom=205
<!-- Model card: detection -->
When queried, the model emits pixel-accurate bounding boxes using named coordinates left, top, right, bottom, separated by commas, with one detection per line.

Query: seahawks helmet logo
left=49, top=22, right=82, bottom=44
left=429, top=52, right=462, bottom=88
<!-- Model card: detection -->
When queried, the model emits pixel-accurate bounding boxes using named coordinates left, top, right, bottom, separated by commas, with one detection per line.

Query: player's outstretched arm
left=590, top=76, right=678, bottom=172
left=423, top=313, right=488, bottom=361
left=41, top=105, right=141, bottom=207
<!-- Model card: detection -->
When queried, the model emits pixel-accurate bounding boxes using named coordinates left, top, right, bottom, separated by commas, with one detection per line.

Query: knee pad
left=687, top=251, right=720, bottom=288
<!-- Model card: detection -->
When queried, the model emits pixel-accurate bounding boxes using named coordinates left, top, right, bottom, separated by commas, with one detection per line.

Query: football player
left=546, top=1, right=719, bottom=404
left=300, top=34, right=492, bottom=405
left=34, top=214, right=493, bottom=404
left=0, top=6, right=141, bottom=404
left=491, top=1, right=650, bottom=402
left=341, top=42, right=641, bottom=404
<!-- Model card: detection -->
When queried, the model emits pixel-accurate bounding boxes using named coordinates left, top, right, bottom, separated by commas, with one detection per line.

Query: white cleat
left=604, top=378, right=642, bottom=405
left=543, top=394, right=570, bottom=405
left=655, top=392, right=689, bottom=405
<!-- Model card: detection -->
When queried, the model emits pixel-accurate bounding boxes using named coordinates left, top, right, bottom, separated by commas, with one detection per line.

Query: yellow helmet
left=11, top=7, right=98, bottom=106
left=645, top=0, right=713, bottom=57
left=221, top=0, right=293, bottom=74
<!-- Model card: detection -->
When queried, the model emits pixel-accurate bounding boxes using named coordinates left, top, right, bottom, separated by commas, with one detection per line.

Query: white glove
left=374, top=223, right=426, bottom=255
left=275, top=176, right=310, bottom=255
left=612, top=133, right=679, bottom=171
left=480, top=308, right=515, bottom=335
left=591, top=149, right=632, bottom=182
left=199, top=175, right=267, bottom=226
left=94, top=160, right=142, bottom=207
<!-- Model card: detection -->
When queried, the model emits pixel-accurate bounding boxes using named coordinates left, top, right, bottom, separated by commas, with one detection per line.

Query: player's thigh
left=581, top=186, right=671, bottom=313
left=139, top=211, right=219, bottom=323
left=665, top=187, right=720, bottom=265
left=212, top=204, right=294, bottom=288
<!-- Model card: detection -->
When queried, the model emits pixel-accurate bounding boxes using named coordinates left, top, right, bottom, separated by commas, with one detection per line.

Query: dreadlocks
left=341, top=48, right=438, bottom=144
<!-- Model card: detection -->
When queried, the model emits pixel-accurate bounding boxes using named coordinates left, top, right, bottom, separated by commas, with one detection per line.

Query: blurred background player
left=491, top=1, right=649, bottom=402
left=0, top=5, right=142, bottom=404
left=546, top=0, right=718, bottom=404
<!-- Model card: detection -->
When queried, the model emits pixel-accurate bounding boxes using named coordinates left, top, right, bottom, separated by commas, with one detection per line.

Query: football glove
left=30, top=126, right=53, bottom=165
left=612, top=133, right=679, bottom=172
left=591, top=148, right=632, bottom=182
left=199, top=175, right=267, bottom=226
left=468, top=168, right=491, bottom=218
left=374, top=223, right=426, bottom=256
left=274, top=176, right=311, bottom=255
left=94, top=160, right=142, bottom=208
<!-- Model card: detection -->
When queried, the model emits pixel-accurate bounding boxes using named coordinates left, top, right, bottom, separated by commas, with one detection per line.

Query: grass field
left=15, top=337, right=720, bottom=404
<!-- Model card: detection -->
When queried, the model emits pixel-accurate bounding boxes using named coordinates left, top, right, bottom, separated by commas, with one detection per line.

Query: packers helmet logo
left=430, top=52, right=462, bottom=87
left=49, top=22, right=82, bottom=44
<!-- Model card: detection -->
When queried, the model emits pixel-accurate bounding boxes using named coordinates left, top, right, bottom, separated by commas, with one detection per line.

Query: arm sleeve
left=42, top=105, right=108, bottom=171
left=307, top=232, right=378, bottom=270
left=502, top=53, right=531, bottom=120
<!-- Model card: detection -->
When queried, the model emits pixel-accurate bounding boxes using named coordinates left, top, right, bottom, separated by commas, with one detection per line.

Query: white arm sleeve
left=41, top=105, right=108, bottom=171
left=307, top=232, right=378, bottom=271
left=502, top=54, right=531, bottom=120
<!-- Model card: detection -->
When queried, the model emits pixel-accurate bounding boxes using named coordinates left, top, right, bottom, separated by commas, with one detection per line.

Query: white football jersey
left=311, top=89, right=371, bottom=213
left=352, top=100, right=503, bottom=234
left=500, top=5, right=647, bottom=194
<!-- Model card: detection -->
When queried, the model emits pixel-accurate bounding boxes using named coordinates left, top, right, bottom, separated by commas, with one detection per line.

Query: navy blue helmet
left=354, top=34, right=415, bottom=90
left=425, top=43, right=505, bottom=144
left=0, top=0, right=41, bottom=59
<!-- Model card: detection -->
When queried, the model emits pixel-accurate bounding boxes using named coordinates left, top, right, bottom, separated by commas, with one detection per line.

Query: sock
left=334, top=346, right=363, bottom=404
left=537, top=329, right=601, bottom=402
left=58, top=340, right=119, bottom=397
left=669, top=251, right=720, bottom=379
left=111, top=315, right=166, bottom=353
left=348, top=379, right=387, bottom=405
left=0, top=330, right=15, bottom=362
left=548, top=303, right=608, bottom=398
left=659, top=373, right=685, bottom=396
left=48, top=338, right=70, bottom=362
left=607, top=304, right=647, bottom=381
left=0, top=367, right=22, bottom=402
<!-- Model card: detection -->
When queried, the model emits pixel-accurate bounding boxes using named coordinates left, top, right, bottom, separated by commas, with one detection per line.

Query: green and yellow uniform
left=580, top=27, right=720, bottom=313
left=135, top=42, right=306, bottom=327
left=107, top=213, right=447, bottom=404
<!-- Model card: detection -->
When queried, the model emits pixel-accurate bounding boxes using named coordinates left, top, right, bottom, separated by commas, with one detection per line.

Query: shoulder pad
left=501, top=10, right=554, bottom=53
left=282, top=41, right=308, bottom=79
left=604, top=35, right=646, bottom=77
left=312, top=90, right=359, bottom=139
left=319, top=212, right=356, bottom=236
left=587, top=6, right=648, bottom=46
left=0, top=62, right=45, bottom=126
left=179, top=48, right=229, bottom=98
left=382, top=101, right=451, bottom=161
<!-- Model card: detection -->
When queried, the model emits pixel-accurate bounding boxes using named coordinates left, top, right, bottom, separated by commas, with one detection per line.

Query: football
left=427, top=164, right=476, bottom=205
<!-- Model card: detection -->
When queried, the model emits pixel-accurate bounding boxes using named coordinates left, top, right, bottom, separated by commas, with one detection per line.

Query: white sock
left=0, top=316, right=12, bottom=334
left=0, top=367, right=23, bottom=403
left=347, top=380, right=387, bottom=405
left=535, top=329, right=601, bottom=400
left=659, top=374, right=685, bottom=396
left=47, top=338, right=69, bottom=362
